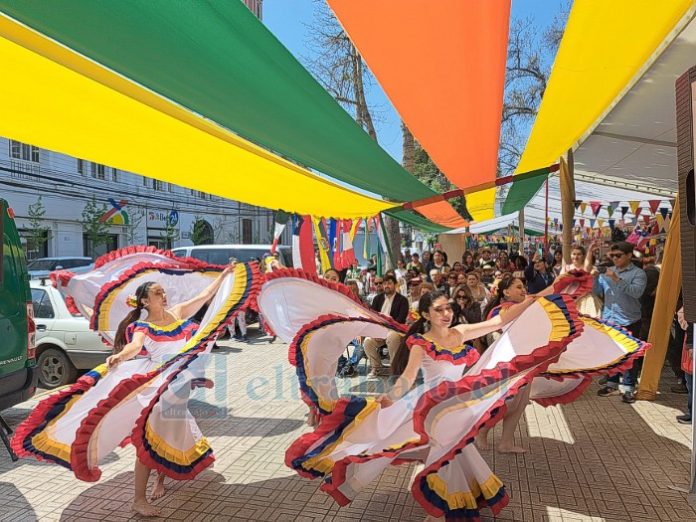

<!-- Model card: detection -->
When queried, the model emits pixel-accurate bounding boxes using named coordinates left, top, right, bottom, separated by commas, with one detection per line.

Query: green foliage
left=81, top=196, right=110, bottom=255
left=191, top=216, right=214, bottom=245
left=411, top=143, right=467, bottom=217
left=26, top=196, right=49, bottom=256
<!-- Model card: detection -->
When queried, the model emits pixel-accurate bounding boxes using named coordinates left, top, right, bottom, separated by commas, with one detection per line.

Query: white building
left=0, top=138, right=284, bottom=259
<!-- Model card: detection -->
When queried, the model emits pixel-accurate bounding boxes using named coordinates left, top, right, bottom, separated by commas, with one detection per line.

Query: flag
left=659, top=207, right=669, bottom=220
left=629, top=201, right=640, bottom=214
left=312, top=216, right=332, bottom=272
left=327, top=218, right=338, bottom=262
left=580, top=202, right=587, bottom=214
left=620, top=206, right=629, bottom=218
left=270, top=211, right=290, bottom=254
left=292, top=215, right=316, bottom=275
left=339, top=219, right=357, bottom=268
left=590, top=201, right=602, bottom=217
left=350, top=217, right=361, bottom=241
left=648, top=200, right=661, bottom=215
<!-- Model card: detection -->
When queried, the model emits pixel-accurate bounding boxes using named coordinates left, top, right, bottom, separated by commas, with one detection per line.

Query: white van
left=171, top=244, right=292, bottom=268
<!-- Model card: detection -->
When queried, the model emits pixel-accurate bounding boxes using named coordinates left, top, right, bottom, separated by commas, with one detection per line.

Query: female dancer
left=477, top=275, right=532, bottom=452
left=107, top=266, right=233, bottom=515
left=12, top=253, right=257, bottom=518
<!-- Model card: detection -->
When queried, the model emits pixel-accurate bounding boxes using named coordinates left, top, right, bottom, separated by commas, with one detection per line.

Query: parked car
left=27, top=256, right=94, bottom=279
left=0, top=199, right=37, bottom=414
left=171, top=244, right=292, bottom=268
left=30, top=279, right=109, bottom=389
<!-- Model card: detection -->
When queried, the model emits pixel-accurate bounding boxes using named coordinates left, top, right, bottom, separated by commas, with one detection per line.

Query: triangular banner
left=589, top=218, right=596, bottom=228
left=580, top=202, right=588, bottom=215
left=629, top=201, right=640, bottom=214
left=597, top=218, right=605, bottom=228
left=634, top=207, right=643, bottom=219
left=574, top=201, right=581, bottom=211
left=648, top=200, right=661, bottom=215
left=621, top=206, right=629, bottom=218
left=659, top=207, right=669, bottom=220
left=642, top=215, right=651, bottom=226
left=608, top=219, right=616, bottom=229
left=590, top=201, right=602, bottom=217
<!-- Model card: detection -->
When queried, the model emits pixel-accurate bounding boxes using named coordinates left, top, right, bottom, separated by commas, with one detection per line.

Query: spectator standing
left=677, top=307, right=694, bottom=424
left=364, top=274, right=409, bottom=377
left=407, top=253, right=424, bottom=273
left=462, top=251, right=476, bottom=272
left=524, top=254, right=554, bottom=294
left=594, top=242, right=648, bottom=403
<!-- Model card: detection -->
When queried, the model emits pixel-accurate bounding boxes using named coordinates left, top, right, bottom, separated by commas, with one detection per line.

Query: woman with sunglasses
left=451, top=284, right=482, bottom=325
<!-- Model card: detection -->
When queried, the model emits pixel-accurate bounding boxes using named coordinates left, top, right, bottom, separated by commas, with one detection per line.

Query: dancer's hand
left=223, top=261, right=237, bottom=275
left=376, top=394, right=393, bottom=408
left=106, top=353, right=122, bottom=368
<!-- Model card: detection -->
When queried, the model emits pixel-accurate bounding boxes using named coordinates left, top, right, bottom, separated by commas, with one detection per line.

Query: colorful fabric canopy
left=328, top=0, right=509, bottom=221
left=502, top=0, right=696, bottom=214
left=0, top=0, right=464, bottom=227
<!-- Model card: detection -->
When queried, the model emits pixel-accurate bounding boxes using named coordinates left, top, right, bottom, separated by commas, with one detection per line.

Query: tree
left=125, top=205, right=145, bottom=245
left=81, top=196, right=110, bottom=257
left=191, top=215, right=214, bottom=245
left=306, top=0, right=400, bottom=264
left=500, top=7, right=569, bottom=175
left=26, top=196, right=49, bottom=259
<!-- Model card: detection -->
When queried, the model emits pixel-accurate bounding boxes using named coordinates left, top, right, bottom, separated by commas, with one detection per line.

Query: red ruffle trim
left=50, top=269, right=75, bottom=289
left=552, top=270, right=593, bottom=298
left=287, top=313, right=407, bottom=367
left=406, top=334, right=480, bottom=367
left=89, top=260, right=224, bottom=331
left=10, top=371, right=100, bottom=460
left=70, top=262, right=261, bottom=481
left=93, top=245, right=226, bottom=271
left=263, top=268, right=365, bottom=307
left=319, top=295, right=585, bottom=516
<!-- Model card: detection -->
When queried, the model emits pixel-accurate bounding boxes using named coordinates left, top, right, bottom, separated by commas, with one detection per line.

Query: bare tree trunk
left=402, top=122, right=415, bottom=172
left=350, top=44, right=377, bottom=140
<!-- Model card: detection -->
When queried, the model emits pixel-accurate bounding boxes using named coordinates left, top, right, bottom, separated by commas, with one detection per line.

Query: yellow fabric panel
left=0, top=16, right=395, bottom=218
left=638, top=199, right=682, bottom=399
left=465, top=187, right=496, bottom=221
left=515, top=0, right=696, bottom=174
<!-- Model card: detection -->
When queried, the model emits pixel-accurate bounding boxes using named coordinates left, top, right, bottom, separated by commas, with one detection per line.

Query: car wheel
left=37, top=348, right=78, bottom=389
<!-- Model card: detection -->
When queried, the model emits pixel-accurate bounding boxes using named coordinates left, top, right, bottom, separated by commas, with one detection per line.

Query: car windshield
left=27, top=259, right=56, bottom=270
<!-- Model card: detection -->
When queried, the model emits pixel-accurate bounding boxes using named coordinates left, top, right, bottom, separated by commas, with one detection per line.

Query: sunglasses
left=455, top=295, right=468, bottom=300
left=608, top=253, right=625, bottom=259
left=375, top=281, right=384, bottom=284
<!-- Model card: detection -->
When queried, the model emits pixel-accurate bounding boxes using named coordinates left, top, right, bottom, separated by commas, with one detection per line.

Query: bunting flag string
left=659, top=207, right=669, bottom=220
left=648, top=200, right=661, bottom=215
left=621, top=206, right=629, bottom=218
left=312, top=216, right=332, bottom=272
left=580, top=202, right=588, bottom=214
left=590, top=201, right=602, bottom=217
left=629, top=201, right=641, bottom=214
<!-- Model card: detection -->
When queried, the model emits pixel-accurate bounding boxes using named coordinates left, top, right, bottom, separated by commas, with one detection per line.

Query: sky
left=263, top=0, right=567, bottom=165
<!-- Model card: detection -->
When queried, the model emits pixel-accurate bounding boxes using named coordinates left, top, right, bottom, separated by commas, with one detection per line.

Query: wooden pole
left=559, top=151, right=576, bottom=264
left=544, top=177, right=549, bottom=253
left=518, top=208, right=525, bottom=253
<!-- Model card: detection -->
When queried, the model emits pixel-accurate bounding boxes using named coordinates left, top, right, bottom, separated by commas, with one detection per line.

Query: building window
left=77, top=159, right=85, bottom=174
left=10, top=140, right=40, bottom=162
left=242, top=219, right=253, bottom=244
left=112, top=168, right=119, bottom=182
left=91, top=162, right=106, bottom=180
left=143, top=176, right=149, bottom=188
left=167, top=182, right=174, bottom=193
left=153, top=179, right=164, bottom=191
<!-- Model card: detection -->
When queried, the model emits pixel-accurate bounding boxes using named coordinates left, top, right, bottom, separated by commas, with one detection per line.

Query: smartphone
left=597, top=265, right=608, bottom=274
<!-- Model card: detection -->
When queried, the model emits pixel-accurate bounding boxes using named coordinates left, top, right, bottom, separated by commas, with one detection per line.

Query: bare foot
left=497, top=444, right=527, bottom=454
left=132, top=500, right=161, bottom=517
left=150, top=474, right=166, bottom=501
left=476, top=430, right=490, bottom=451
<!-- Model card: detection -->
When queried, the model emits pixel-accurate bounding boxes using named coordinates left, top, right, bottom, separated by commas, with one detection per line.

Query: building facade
left=0, top=138, right=287, bottom=259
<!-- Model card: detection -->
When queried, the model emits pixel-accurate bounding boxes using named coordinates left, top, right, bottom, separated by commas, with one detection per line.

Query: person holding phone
left=593, top=242, right=647, bottom=403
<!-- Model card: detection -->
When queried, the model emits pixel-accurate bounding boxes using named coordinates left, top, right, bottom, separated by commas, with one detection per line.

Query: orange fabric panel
left=328, top=0, right=510, bottom=190
left=413, top=200, right=469, bottom=229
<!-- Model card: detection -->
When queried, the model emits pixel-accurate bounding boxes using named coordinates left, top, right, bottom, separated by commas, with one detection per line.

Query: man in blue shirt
left=594, top=241, right=647, bottom=403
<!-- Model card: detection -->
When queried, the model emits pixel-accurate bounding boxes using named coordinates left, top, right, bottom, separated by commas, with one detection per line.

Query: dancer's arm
left=584, top=241, right=599, bottom=272
left=106, top=331, right=146, bottom=367
left=453, top=296, right=536, bottom=342
left=376, top=345, right=424, bottom=407
left=170, top=262, right=236, bottom=320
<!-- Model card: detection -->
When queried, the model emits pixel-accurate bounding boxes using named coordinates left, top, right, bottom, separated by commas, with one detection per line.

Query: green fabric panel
left=501, top=167, right=550, bottom=214
left=386, top=209, right=450, bottom=233
left=0, top=0, right=435, bottom=203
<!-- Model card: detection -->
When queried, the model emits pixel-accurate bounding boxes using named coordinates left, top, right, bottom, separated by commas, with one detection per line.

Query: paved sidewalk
left=1, top=334, right=695, bottom=521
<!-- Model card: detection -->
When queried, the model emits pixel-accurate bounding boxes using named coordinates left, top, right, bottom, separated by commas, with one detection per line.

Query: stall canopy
left=0, top=0, right=466, bottom=226
left=502, top=0, right=696, bottom=214
left=328, top=0, right=509, bottom=222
